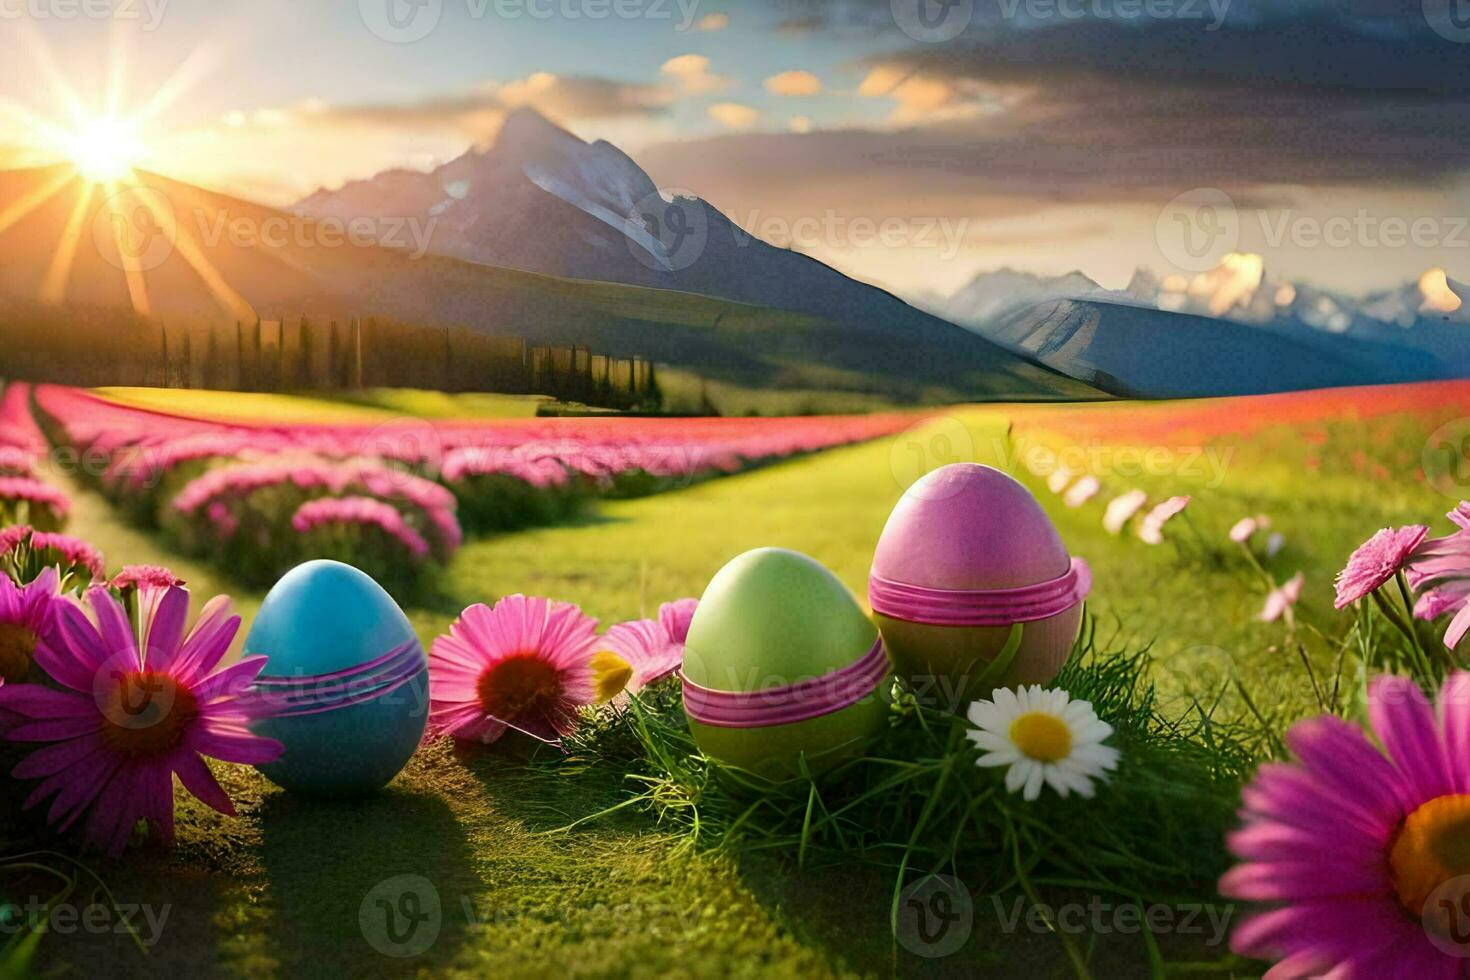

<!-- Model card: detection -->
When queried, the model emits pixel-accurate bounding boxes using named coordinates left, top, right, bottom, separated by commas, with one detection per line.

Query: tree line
left=0, top=301, right=662, bottom=411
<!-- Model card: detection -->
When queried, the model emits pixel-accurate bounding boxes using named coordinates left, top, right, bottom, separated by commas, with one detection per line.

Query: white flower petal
left=1005, top=759, right=1032, bottom=793
left=1023, top=764, right=1046, bottom=801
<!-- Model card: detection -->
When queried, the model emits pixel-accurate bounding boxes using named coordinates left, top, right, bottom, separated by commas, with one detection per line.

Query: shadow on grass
left=449, top=736, right=646, bottom=837
left=256, top=787, right=478, bottom=974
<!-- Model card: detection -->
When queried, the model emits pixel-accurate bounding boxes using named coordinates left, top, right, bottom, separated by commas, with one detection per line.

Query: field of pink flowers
left=27, top=385, right=916, bottom=594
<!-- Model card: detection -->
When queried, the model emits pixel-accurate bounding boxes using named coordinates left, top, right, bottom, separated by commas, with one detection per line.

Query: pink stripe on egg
left=868, top=557, right=1091, bottom=627
left=680, top=636, right=890, bottom=729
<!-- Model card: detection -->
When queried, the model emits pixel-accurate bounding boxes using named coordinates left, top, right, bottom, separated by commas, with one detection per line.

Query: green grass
left=14, top=388, right=1466, bottom=977
left=93, top=387, right=551, bottom=424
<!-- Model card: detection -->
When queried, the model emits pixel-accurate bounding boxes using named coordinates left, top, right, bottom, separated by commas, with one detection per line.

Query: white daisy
left=965, top=686, right=1120, bottom=802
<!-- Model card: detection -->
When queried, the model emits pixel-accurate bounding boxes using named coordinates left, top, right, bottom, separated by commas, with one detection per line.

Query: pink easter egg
left=870, top=463, right=1087, bottom=704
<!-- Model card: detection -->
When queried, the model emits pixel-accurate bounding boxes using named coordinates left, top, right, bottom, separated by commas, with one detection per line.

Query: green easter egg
left=683, top=548, right=890, bottom=779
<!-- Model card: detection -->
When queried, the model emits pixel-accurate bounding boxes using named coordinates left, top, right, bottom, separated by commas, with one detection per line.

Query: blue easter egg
left=246, top=560, right=428, bottom=797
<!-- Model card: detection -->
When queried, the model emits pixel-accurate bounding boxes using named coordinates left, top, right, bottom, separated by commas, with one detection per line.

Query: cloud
left=695, top=12, right=729, bottom=31
left=789, top=116, right=814, bottom=134
left=661, top=54, right=734, bottom=95
left=218, top=72, right=672, bottom=147
left=820, top=5, right=1470, bottom=187
left=764, top=70, right=823, bottom=97
left=707, top=103, right=761, bottom=129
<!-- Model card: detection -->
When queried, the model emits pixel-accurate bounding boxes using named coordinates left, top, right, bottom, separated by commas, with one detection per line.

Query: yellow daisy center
left=1389, top=794, right=1470, bottom=922
left=99, top=672, right=198, bottom=758
left=588, top=650, right=633, bottom=704
left=1009, top=711, right=1073, bottom=763
left=0, top=622, right=38, bottom=684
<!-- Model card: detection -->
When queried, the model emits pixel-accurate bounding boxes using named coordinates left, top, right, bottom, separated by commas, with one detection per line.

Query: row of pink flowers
left=170, top=455, right=461, bottom=560
left=292, top=497, right=431, bottom=561
left=0, top=384, right=71, bottom=529
left=37, top=385, right=916, bottom=493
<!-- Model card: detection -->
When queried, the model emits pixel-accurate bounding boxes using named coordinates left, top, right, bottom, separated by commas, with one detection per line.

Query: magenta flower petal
left=1442, top=673, right=1470, bottom=794
left=141, top=586, right=190, bottom=673
left=1368, top=674, right=1456, bottom=804
left=658, top=598, right=698, bottom=646
left=600, top=618, right=681, bottom=692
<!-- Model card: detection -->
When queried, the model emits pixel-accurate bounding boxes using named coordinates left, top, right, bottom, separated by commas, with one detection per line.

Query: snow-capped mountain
left=296, top=108, right=943, bottom=327
left=936, top=254, right=1467, bottom=336
left=292, top=108, right=1097, bottom=400
left=928, top=254, right=1465, bottom=393
left=916, top=268, right=1116, bottom=326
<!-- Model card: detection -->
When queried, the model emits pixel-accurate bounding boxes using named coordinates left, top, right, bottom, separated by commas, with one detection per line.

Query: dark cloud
left=713, top=1, right=1470, bottom=205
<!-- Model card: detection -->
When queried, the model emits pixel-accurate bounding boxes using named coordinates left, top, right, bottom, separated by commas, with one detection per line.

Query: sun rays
left=0, top=23, right=249, bottom=322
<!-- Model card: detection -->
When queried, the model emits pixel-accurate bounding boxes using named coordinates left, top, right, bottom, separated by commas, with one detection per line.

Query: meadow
left=4, top=379, right=1469, bottom=977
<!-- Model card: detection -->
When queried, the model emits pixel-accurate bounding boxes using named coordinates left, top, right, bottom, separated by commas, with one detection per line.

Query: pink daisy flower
left=1230, top=516, right=1260, bottom=544
left=1062, top=475, right=1101, bottom=509
left=110, top=565, right=185, bottom=594
left=0, top=585, right=282, bottom=857
left=28, top=531, right=105, bottom=582
left=1334, top=525, right=1429, bottom=609
left=1407, top=504, right=1470, bottom=649
left=1137, top=495, right=1190, bottom=545
left=0, top=524, right=33, bottom=555
left=1222, top=672, right=1470, bottom=975
left=1260, top=572, right=1304, bottom=624
left=427, top=595, right=632, bottom=745
left=1102, top=490, right=1148, bottom=535
left=599, top=598, right=699, bottom=693
left=0, top=566, right=60, bottom=686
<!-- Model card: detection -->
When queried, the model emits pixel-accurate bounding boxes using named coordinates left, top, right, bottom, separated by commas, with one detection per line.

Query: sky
left=1, top=0, right=1468, bottom=300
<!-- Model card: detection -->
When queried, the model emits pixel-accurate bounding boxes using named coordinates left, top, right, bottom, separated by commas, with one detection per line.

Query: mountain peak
left=496, top=106, right=581, bottom=153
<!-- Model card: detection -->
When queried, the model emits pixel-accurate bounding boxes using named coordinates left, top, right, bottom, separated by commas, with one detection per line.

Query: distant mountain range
left=0, top=129, right=1097, bottom=405
left=918, top=258, right=1466, bottom=396
left=3, top=105, right=1463, bottom=403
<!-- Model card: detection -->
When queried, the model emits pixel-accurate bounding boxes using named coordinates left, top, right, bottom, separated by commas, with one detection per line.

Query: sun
left=64, top=115, right=146, bottom=184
